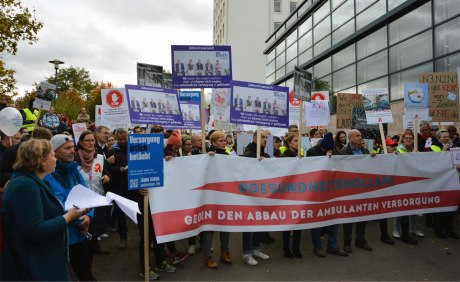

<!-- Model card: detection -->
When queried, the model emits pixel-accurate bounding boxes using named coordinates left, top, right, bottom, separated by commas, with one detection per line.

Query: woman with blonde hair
left=1, top=139, right=88, bottom=280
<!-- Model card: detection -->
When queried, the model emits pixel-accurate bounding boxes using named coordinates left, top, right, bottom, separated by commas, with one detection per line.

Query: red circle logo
left=311, top=92, right=326, bottom=101
left=288, top=91, right=300, bottom=106
left=106, top=90, right=123, bottom=108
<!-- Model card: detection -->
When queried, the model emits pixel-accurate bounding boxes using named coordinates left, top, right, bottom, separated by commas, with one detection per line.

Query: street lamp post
left=49, top=59, right=64, bottom=107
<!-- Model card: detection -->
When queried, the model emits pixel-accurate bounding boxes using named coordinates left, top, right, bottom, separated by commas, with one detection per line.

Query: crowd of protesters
left=0, top=98, right=459, bottom=281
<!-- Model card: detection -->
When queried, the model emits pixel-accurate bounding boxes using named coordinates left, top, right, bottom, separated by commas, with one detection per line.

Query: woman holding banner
left=392, top=132, right=420, bottom=245
left=202, top=131, right=232, bottom=268
left=280, top=133, right=302, bottom=258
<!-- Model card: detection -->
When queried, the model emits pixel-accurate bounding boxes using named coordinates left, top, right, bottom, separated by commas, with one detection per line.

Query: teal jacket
left=44, top=160, right=93, bottom=246
left=1, top=169, right=68, bottom=281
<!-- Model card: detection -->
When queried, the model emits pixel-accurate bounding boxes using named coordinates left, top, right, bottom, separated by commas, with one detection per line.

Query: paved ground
left=93, top=216, right=460, bottom=281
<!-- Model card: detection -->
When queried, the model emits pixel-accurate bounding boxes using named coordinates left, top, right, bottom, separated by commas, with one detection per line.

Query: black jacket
left=306, top=144, right=327, bottom=157
left=243, top=142, right=270, bottom=158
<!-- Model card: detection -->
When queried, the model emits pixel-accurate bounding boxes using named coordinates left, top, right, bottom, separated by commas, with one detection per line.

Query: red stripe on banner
left=193, top=171, right=428, bottom=202
left=152, top=190, right=460, bottom=236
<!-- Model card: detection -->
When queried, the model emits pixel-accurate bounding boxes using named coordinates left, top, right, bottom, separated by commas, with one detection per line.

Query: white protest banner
left=101, top=88, right=130, bottom=127
left=72, top=123, right=87, bottom=145
left=362, top=88, right=393, bottom=124
left=304, top=100, right=330, bottom=126
left=150, top=153, right=460, bottom=243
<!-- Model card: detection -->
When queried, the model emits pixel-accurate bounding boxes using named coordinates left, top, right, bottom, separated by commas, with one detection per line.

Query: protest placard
left=293, top=67, right=312, bottom=101
left=171, top=45, right=232, bottom=88
left=72, top=123, right=87, bottom=145
left=127, top=134, right=164, bottom=190
left=125, top=84, right=184, bottom=127
left=101, top=88, right=131, bottom=128
left=304, top=100, right=330, bottom=126
left=336, top=93, right=362, bottom=129
left=230, top=80, right=289, bottom=128
left=33, top=81, right=56, bottom=111
left=419, top=72, right=459, bottom=122
left=362, top=88, right=393, bottom=124
left=178, top=90, right=201, bottom=130
left=211, top=88, right=230, bottom=122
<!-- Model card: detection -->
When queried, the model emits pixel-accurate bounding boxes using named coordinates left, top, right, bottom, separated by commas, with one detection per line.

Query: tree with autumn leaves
left=0, top=0, right=43, bottom=99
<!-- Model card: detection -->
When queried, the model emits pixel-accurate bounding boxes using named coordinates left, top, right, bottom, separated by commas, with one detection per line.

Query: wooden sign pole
left=379, top=122, right=388, bottom=154
left=298, top=102, right=303, bottom=157
left=201, top=88, right=207, bottom=153
left=256, top=126, right=261, bottom=159
left=143, top=195, right=149, bottom=282
left=414, top=118, right=419, bottom=152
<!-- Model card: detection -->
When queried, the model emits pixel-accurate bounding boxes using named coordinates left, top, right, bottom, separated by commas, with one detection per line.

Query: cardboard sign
left=419, top=72, right=459, bottom=122
left=336, top=93, right=363, bottom=129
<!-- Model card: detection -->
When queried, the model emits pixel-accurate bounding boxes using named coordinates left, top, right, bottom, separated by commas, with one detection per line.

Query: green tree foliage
left=0, top=0, right=43, bottom=97
left=45, top=66, right=98, bottom=99
left=86, top=81, right=115, bottom=120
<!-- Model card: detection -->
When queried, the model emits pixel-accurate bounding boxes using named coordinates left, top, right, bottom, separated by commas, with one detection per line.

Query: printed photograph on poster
left=125, top=84, right=184, bottom=127
left=33, top=81, right=56, bottom=110
left=293, top=67, right=312, bottom=101
left=178, top=91, right=201, bottom=130
left=211, top=88, right=230, bottom=122
left=128, top=134, right=164, bottom=190
left=171, top=45, right=232, bottom=88
left=137, top=63, right=164, bottom=87
left=230, top=80, right=289, bottom=128
left=362, top=88, right=393, bottom=124
left=404, top=82, right=428, bottom=110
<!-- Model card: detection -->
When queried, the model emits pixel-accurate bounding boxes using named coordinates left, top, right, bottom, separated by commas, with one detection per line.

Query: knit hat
left=50, top=134, right=74, bottom=151
left=182, top=135, right=191, bottom=145
left=319, top=132, right=334, bottom=151
left=167, top=130, right=182, bottom=147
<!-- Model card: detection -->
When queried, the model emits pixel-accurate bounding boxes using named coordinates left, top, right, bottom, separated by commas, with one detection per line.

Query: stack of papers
left=65, top=184, right=141, bottom=223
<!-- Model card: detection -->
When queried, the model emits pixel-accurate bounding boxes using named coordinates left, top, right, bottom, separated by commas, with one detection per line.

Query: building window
left=434, top=0, right=460, bottom=24
left=358, top=76, right=388, bottom=94
left=333, top=64, right=356, bottom=92
left=290, top=2, right=297, bottom=14
left=357, top=50, right=388, bottom=84
left=274, top=0, right=281, bottom=13
left=356, top=0, right=386, bottom=31
left=435, top=17, right=460, bottom=57
left=390, top=30, right=432, bottom=72
left=274, top=21, right=282, bottom=31
left=436, top=52, right=460, bottom=72
left=390, top=63, right=432, bottom=100
left=332, top=0, right=354, bottom=30
left=357, top=27, right=387, bottom=60
left=333, top=44, right=355, bottom=71
left=389, top=2, right=431, bottom=45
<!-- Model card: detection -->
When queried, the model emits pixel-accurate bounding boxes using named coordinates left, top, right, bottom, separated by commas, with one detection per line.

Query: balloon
left=0, top=107, right=23, bottom=136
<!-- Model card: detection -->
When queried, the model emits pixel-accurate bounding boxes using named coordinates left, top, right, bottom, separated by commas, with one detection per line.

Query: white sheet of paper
left=451, top=148, right=460, bottom=165
left=64, top=184, right=111, bottom=211
left=106, top=192, right=141, bottom=224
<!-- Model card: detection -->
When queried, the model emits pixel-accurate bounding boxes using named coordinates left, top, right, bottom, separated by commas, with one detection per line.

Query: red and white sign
left=105, top=89, right=124, bottom=108
left=101, top=88, right=130, bottom=128
left=72, top=123, right=87, bottom=145
left=311, top=91, right=329, bottom=101
left=150, top=152, right=460, bottom=243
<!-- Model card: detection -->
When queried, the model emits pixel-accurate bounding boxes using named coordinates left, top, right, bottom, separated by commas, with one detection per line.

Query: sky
left=5, top=0, right=214, bottom=96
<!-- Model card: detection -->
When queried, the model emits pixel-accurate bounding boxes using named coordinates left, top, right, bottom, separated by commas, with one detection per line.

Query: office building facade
left=264, top=0, right=460, bottom=132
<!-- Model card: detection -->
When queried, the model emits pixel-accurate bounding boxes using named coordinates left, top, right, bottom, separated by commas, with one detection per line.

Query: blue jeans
left=311, top=225, right=339, bottom=249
